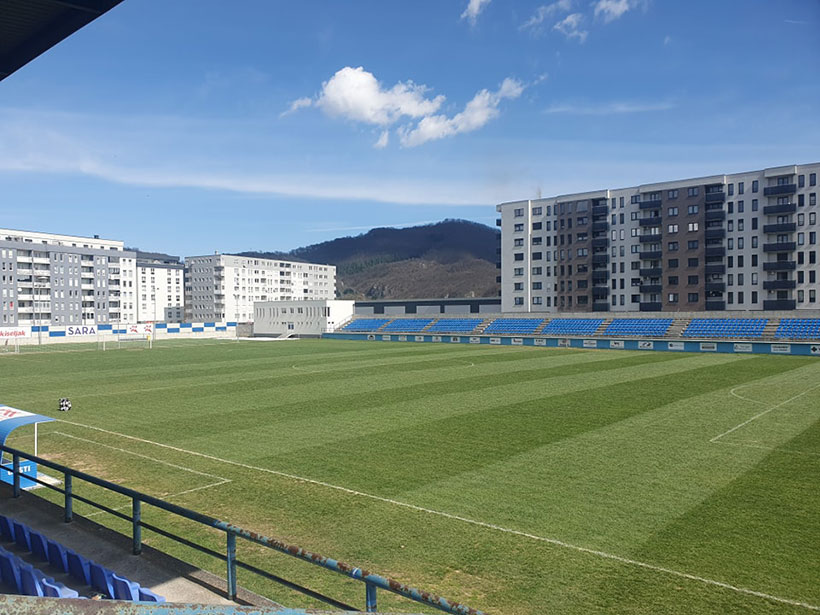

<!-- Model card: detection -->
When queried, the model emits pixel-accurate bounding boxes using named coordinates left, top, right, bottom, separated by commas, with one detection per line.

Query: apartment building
left=0, top=228, right=137, bottom=327
left=496, top=163, right=820, bottom=313
left=136, top=252, right=184, bottom=323
left=185, top=254, right=336, bottom=322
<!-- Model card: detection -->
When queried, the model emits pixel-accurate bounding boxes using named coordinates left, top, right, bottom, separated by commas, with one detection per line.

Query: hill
left=237, top=219, right=500, bottom=299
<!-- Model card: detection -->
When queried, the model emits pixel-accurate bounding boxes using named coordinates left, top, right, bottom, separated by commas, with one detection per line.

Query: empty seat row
left=0, top=515, right=164, bottom=602
left=775, top=318, right=820, bottom=339
left=682, top=318, right=768, bottom=338
left=0, top=545, right=78, bottom=598
left=604, top=319, right=674, bottom=337
left=541, top=319, right=604, bottom=336
left=341, top=318, right=390, bottom=331
left=484, top=319, right=546, bottom=335
left=426, top=319, right=484, bottom=333
left=381, top=318, right=435, bottom=332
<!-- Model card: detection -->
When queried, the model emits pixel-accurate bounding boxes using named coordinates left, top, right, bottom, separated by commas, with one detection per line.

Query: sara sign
left=66, top=326, right=97, bottom=336
left=0, top=328, right=28, bottom=339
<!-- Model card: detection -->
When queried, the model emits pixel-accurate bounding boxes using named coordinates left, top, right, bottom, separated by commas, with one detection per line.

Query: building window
left=688, top=258, right=698, bottom=267
left=727, top=184, right=734, bottom=196
left=532, top=297, right=542, bottom=305
left=514, top=208, right=524, bottom=217
left=514, top=223, right=524, bottom=232
left=668, top=276, right=678, bottom=285
left=810, top=173, right=816, bottom=187
left=687, top=293, right=698, bottom=303
left=532, top=206, right=542, bottom=215
left=688, top=275, right=698, bottom=284
left=668, top=189, right=678, bottom=199
left=668, top=258, right=679, bottom=268
left=687, top=187, right=698, bottom=197
left=667, top=224, right=678, bottom=233
left=799, top=175, right=805, bottom=188
left=631, top=195, right=640, bottom=204
left=668, top=207, right=678, bottom=216
left=738, top=182, right=744, bottom=195
left=688, top=205, right=699, bottom=215
left=668, top=293, right=678, bottom=303
left=688, top=222, right=699, bottom=232
left=668, top=241, right=679, bottom=251
left=514, top=297, right=524, bottom=305
left=532, top=252, right=542, bottom=260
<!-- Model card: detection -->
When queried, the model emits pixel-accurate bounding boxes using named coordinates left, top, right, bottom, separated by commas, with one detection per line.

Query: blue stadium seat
left=381, top=318, right=435, bottom=333
left=46, top=540, right=68, bottom=573
left=341, top=318, right=390, bottom=332
left=484, top=319, right=546, bottom=335
left=19, top=564, right=45, bottom=597
left=682, top=318, right=767, bottom=339
left=13, top=521, right=31, bottom=552
left=28, top=531, right=49, bottom=563
left=0, top=515, right=15, bottom=542
left=541, top=319, right=603, bottom=336
left=775, top=318, right=820, bottom=340
left=66, top=550, right=91, bottom=585
left=90, top=562, right=116, bottom=598
left=426, top=318, right=484, bottom=333
left=112, top=571, right=140, bottom=600
left=0, top=550, right=22, bottom=593
left=605, top=319, right=673, bottom=337
left=41, top=576, right=80, bottom=599
left=138, top=586, right=166, bottom=602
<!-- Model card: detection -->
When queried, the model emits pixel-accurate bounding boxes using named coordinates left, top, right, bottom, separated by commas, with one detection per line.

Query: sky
left=1, top=0, right=819, bottom=256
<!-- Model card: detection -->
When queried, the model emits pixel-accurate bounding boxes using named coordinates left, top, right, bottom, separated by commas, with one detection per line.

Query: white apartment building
left=0, top=228, right=137, bottom=327
left=497, top=162, right=820, bottom=313
left=136, top=252, right=184, bottom=323
left=185, top=254, right=336, bottom=322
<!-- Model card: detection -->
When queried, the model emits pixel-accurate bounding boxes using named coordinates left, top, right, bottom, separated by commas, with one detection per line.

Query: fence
left=0, top=443, right=483, bottom=615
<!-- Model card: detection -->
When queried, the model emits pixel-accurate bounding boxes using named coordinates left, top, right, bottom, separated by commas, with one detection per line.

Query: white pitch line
left=729, top=385, right=767, bottom=406
left=715, top=440, right=820, bottom=458
left=83, top=479, right=232, bottom=519
left=712, top=382, right=820, bottom=443
left=55, top=418, right=818, bottom=611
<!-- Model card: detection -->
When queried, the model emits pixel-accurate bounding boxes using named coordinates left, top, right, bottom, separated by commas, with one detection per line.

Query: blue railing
left=0, top=444, right=484, bottom=615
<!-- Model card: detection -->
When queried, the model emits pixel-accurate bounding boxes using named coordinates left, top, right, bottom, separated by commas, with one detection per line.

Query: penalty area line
left=55, top=418, right=818, bottom=611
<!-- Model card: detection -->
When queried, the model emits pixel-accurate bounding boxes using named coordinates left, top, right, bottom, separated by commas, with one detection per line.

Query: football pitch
left=1, top=339, right=818, bottom=614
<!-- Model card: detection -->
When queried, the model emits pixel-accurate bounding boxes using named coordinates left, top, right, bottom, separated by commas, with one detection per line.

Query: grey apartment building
left=0, top=228, right=137, bottom=327
left=496, top=163, right=820, bottom=313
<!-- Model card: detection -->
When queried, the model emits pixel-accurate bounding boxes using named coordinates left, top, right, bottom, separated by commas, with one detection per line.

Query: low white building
left=253, top=299, right=354, bottom=337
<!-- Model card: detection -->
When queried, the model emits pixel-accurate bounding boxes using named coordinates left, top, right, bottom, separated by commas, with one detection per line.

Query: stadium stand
left=541, top=319, right=603, bottom=336
left=340, top=318, right=390, bottom=331
left=605, top=319, right=674, bottom=337
left=381, top=318, right=435, bottom=332
left=0, top=514, right=164, bottom=601
left=682, top=318, right=768, bottom=339
left=426, top=318, right=484, bottom=333
left=774, top=318, right=820, bottom=340
left=483, top=318, right=546, bottom=335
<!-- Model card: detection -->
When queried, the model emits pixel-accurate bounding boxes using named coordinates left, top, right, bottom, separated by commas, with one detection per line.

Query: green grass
left=1, top=339, right=818, bottom=614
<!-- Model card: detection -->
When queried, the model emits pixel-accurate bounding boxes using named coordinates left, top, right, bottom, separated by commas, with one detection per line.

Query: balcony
left=591, top=271, right=609, bottom=283
left=763, top=184, right=796, bottom=196
left=705, top=229, right=726, bottom=240
left=705, top=191, right=726, bottom=203
left=592, top=254, right=609, bottom=265
left=763, top=203, right=796, bottom=215
left=763, top=299, right=796, bottom=310
left=640, top=267, right=662, bottom=277
left=705, top=210, right=726, bottom=221
left=591, top=222, right=608, bottom=232
left=639, top=218, right=662, bottom=227
left=705, top=264, right=726, bottom=275
left=592, top=205, right=608, bottom=216
left=639, top=302, right=662, bottom=311
left=496, top=218, right=501, bottom=227
left=592, top=302, right=610, bottom=312
left=763, top=280, right=796, bottom=290
left=763, top=223, right=796, bottom=233
left=639, top=199, right=662, bottom=210
left=639, top=235, right=661, bottom=243
left=640, top=250, right=662, bottom=260
left=705, top=301, right=726, bottom=311
left=591, top=237, right=608, bottom=248
left=705, top=282, right=726, bottom=293
left=705, top=247, right=726, bottom=257
left=639, top=284, right=662, bottom=293
left=763, top=242, right=796, bottom=252
left=592, top=287, right=609, bottom=298
left=763, top=261, right=796, bottom=271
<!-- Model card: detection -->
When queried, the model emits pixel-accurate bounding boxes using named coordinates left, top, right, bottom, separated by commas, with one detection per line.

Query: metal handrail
left=1, top=443, right=484, bottom=615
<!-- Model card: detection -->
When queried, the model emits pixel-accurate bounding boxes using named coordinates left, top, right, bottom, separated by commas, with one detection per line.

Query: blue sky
left=1, top=0, right=818, bottom=256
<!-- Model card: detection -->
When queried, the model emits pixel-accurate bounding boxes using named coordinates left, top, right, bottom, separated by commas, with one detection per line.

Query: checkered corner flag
left=59, top=398, right=71, bottom=412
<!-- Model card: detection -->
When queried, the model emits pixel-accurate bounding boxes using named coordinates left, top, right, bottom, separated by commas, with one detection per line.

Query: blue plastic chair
left=111, top=572, right=139, bottom=600
left=28, top=531, right=49, bottom=562
left=138, top=586, right=166, bottom=602
left=46, top=540, right=68, bottom=573
left=41, top=576, right=80, bottom=599
left=0, top=516, right=14, bottom=542
left=90, top=562, right=115, bottom=598
left=0, top=551, right=22, bottom=593
left=66, top=550, right=91, bottom=585
left=19, top=564, right=45, bottom=597
left=13, top=521, right=31, bottom=552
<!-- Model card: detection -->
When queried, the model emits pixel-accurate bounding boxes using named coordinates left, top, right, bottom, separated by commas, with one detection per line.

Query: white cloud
left=279, top=96, right=312, bottom=118
left=663, top=35, right=671, bottom=45
left=553, top=13, right=588, bottom=42
left=593, top=0, right=640, bottom=23
left=399, top=78, right=524, bottom=147
left=520, top=0, right=574, bottom=32
left=544, top=100, right=674, bottom=114
left=374, top=130, right=389, bottom=149
left=315, top=66, right=444, bottom=126
left=461, top=0, right=492, bottom=26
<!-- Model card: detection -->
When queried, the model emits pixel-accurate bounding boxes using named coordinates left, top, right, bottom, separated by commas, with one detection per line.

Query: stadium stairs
left=532, top=319, right=550, bottom=335
left=665, top=319, right=691, bottom=339
left=593, top=319, right=612, bottom=336
left=473, top=318, right=497, bottom=334
left=761, top=320, right=781, bottom=340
